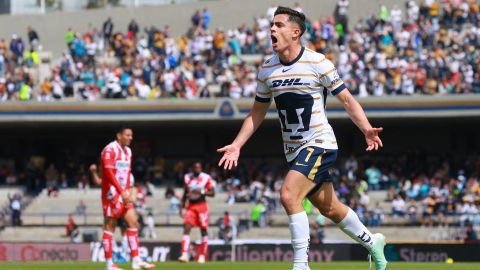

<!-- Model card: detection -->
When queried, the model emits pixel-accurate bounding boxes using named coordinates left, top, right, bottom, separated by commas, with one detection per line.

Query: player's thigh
left=123, top=207, right=139, bottom=228
left=197, top=204, right=210, bottom=230
left=184, top=206, right=199, bottom=227
left=284, top=146, right=338, bottom=200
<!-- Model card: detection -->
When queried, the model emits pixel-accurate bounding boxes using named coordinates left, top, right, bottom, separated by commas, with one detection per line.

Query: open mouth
left=271, top=35, right=278, bottom=44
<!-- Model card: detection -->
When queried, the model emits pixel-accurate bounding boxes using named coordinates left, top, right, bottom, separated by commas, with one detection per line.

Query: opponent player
left=90, top=164, right=139, bottom=261
left=217, top=7, right=387, bottom=270
left=100, top=127, right=155, bottom=270
left=177, top=162, right=215, bottom=264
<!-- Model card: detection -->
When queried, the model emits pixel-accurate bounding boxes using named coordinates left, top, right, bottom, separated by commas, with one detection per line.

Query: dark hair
left=116, top=126, right=132, bottom=134
left=274, top=6, right=306, bottom=36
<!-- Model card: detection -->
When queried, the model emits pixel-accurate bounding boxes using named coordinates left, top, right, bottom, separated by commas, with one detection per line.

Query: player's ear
left=292, top=27, right=301, bottom=39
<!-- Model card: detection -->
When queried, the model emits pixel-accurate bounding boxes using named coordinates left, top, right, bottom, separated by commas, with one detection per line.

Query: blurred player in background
left=218, top=6, right=387, bottom=270
left=90, top=164, right=140, bottom=261
left=178, top=162, right=215, bottom=264
left=99, top=127, right=155, bottom=270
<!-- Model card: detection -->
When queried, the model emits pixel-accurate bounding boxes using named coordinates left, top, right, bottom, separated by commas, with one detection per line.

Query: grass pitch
left=1, top=262, right=479, bottom=270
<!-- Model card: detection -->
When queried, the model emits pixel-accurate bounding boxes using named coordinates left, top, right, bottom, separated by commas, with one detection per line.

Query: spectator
left=127, top=19, right=139, bottom=40
left=75, top=199, right=87, bottom=215
left=311, top=208, right=326, bottom=244
left=8, top=193, right=21, bottom=226
left=70, top=223, right=80, bottom=243
left=219, top=211, right=233, bottom=242
left=102, top=17, right=114, bottom=45
left=27, top=26, right=40, bottom=50
left=392, top=194, right=406, bottom=217
left=235, top=184, right=250, bottom=202
left=66, top=214, right=76, bottom=237
left=251, top=199, right=266, bottom=227
left=145, top=211, right=157, bottom=239
left=365, top=163, right=381, bottom=190
left=464, top=222, right=478, bottom=242
left=202, top=8, right=211, bottom=30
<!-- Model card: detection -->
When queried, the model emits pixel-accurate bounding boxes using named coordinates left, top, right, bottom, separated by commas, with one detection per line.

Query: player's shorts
left=102, top=198, right=134, bottom=219
left=184, top=202, right=209, bottom=229
left=288, top=146, right=338, bottom=196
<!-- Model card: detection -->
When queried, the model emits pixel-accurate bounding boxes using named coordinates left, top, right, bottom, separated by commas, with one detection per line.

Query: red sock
left=200, top=236, right=208, bottom=256
left=102, top=231, right=113, bottom=260
left=181, top=235, right=190, bottom=254
left=126, top=228, right=139, bottom=258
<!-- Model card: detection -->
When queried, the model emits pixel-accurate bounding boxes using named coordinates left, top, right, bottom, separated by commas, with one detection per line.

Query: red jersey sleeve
left=101, top=147, right=124, bottom=194
left=205, top=175, right=214, bottom=190
left=102, top=148, right=116, bottom=169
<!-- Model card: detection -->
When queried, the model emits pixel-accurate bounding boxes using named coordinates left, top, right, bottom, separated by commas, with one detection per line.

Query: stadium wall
left=1, top=241, right=480, bottom=262
left=0, top=0, right=414, bottom=57
left=1, top=96, right=479, bottom=122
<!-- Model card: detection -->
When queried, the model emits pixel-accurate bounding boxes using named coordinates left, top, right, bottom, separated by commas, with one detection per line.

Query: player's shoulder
left=302, top=48, right=327, bottom=65
left=303, top=48, right=336, bottom=74
left=258, top=54, right=280, bottom=81
left=200, top=172, right=212, bottom=179
left=259, top=54, right=280, bottom=71
left=102, top=141, right=117, bottom=153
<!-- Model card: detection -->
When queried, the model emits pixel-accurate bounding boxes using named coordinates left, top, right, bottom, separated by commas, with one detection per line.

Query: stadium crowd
left=1, top=149, right=478, bottom=229
left=1, top=1, right=480, bottom=100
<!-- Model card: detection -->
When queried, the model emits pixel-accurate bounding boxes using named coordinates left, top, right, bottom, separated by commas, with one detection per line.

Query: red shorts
left=184, top=202, right=209, bottom=229
left=102, top=197, right=134, bottom=219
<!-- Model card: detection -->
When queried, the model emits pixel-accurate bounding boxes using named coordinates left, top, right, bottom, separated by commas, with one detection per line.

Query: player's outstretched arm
left=217, top=100, right=270, bottom=170
left=336, top=89, right=383, bottom=151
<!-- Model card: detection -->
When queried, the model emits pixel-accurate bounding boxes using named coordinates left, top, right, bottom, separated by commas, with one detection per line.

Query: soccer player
left=100, top=127, right=155, bottom=270
left=178, top=162, right=215, bottom=264
left=217, top=7, right=387, bottom=270
left=90, top=164, right=140, bottom=261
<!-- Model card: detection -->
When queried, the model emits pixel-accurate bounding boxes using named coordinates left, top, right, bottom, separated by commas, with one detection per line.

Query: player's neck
left=278, top=44, right=303, bottom=66
left=115, top=140, right=126, bottom=149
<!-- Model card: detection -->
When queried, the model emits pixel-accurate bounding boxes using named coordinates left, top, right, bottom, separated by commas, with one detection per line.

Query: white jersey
left=256, top=47, right=345, bottom=162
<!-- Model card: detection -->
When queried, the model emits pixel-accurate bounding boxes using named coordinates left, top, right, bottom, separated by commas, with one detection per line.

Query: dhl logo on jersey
left=271, top=78, right=310, bottom=88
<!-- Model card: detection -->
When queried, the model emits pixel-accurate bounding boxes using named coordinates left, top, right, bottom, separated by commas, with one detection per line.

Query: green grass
left=1, top=262, right=479, bottom=270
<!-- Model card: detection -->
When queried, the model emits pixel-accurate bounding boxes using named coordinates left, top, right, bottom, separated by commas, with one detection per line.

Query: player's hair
left=274, top=6, right=306, bottom=36
left=116, top=126, right=132, bottom=134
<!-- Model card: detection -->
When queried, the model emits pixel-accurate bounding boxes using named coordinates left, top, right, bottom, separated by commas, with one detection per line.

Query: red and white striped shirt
left=101, top=141, right=132, bottom=202
left=184, top=172, right=214, bottom=205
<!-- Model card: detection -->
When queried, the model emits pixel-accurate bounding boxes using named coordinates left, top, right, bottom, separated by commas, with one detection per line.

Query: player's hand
left=178, top=208, right=184, bottom=218
left=89, top=164, right=97, bottom=173
left=365, top=127, right=383, bottom=151
left=121, top=190, right=131, bottom=204
left=217, top=144, right=240, bottom=170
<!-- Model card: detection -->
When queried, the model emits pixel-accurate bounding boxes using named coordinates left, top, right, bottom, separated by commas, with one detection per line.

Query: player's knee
left=280, top=189, right=299, bottom=211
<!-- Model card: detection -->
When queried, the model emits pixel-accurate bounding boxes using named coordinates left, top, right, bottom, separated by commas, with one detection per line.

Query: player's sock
left=337, top=207, right=374, bottom=250
left=181, top=235, right=190, bottom=255
left=200, top=235, right=208, bottom=257
left=288, top=211, right=310, bottom=270
left=121, top=235, right=130, bottom=257
left=102, top=230, right=114, bottom=266
left=126, top=228, right=140, bottom=259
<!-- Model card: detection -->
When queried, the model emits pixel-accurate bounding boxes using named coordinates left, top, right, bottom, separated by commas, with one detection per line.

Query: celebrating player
left=217, top=6, right=387, bottom=270
left=100, top=127, right=155, bottom=270
left=178, top=162, right=215, bottom=264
